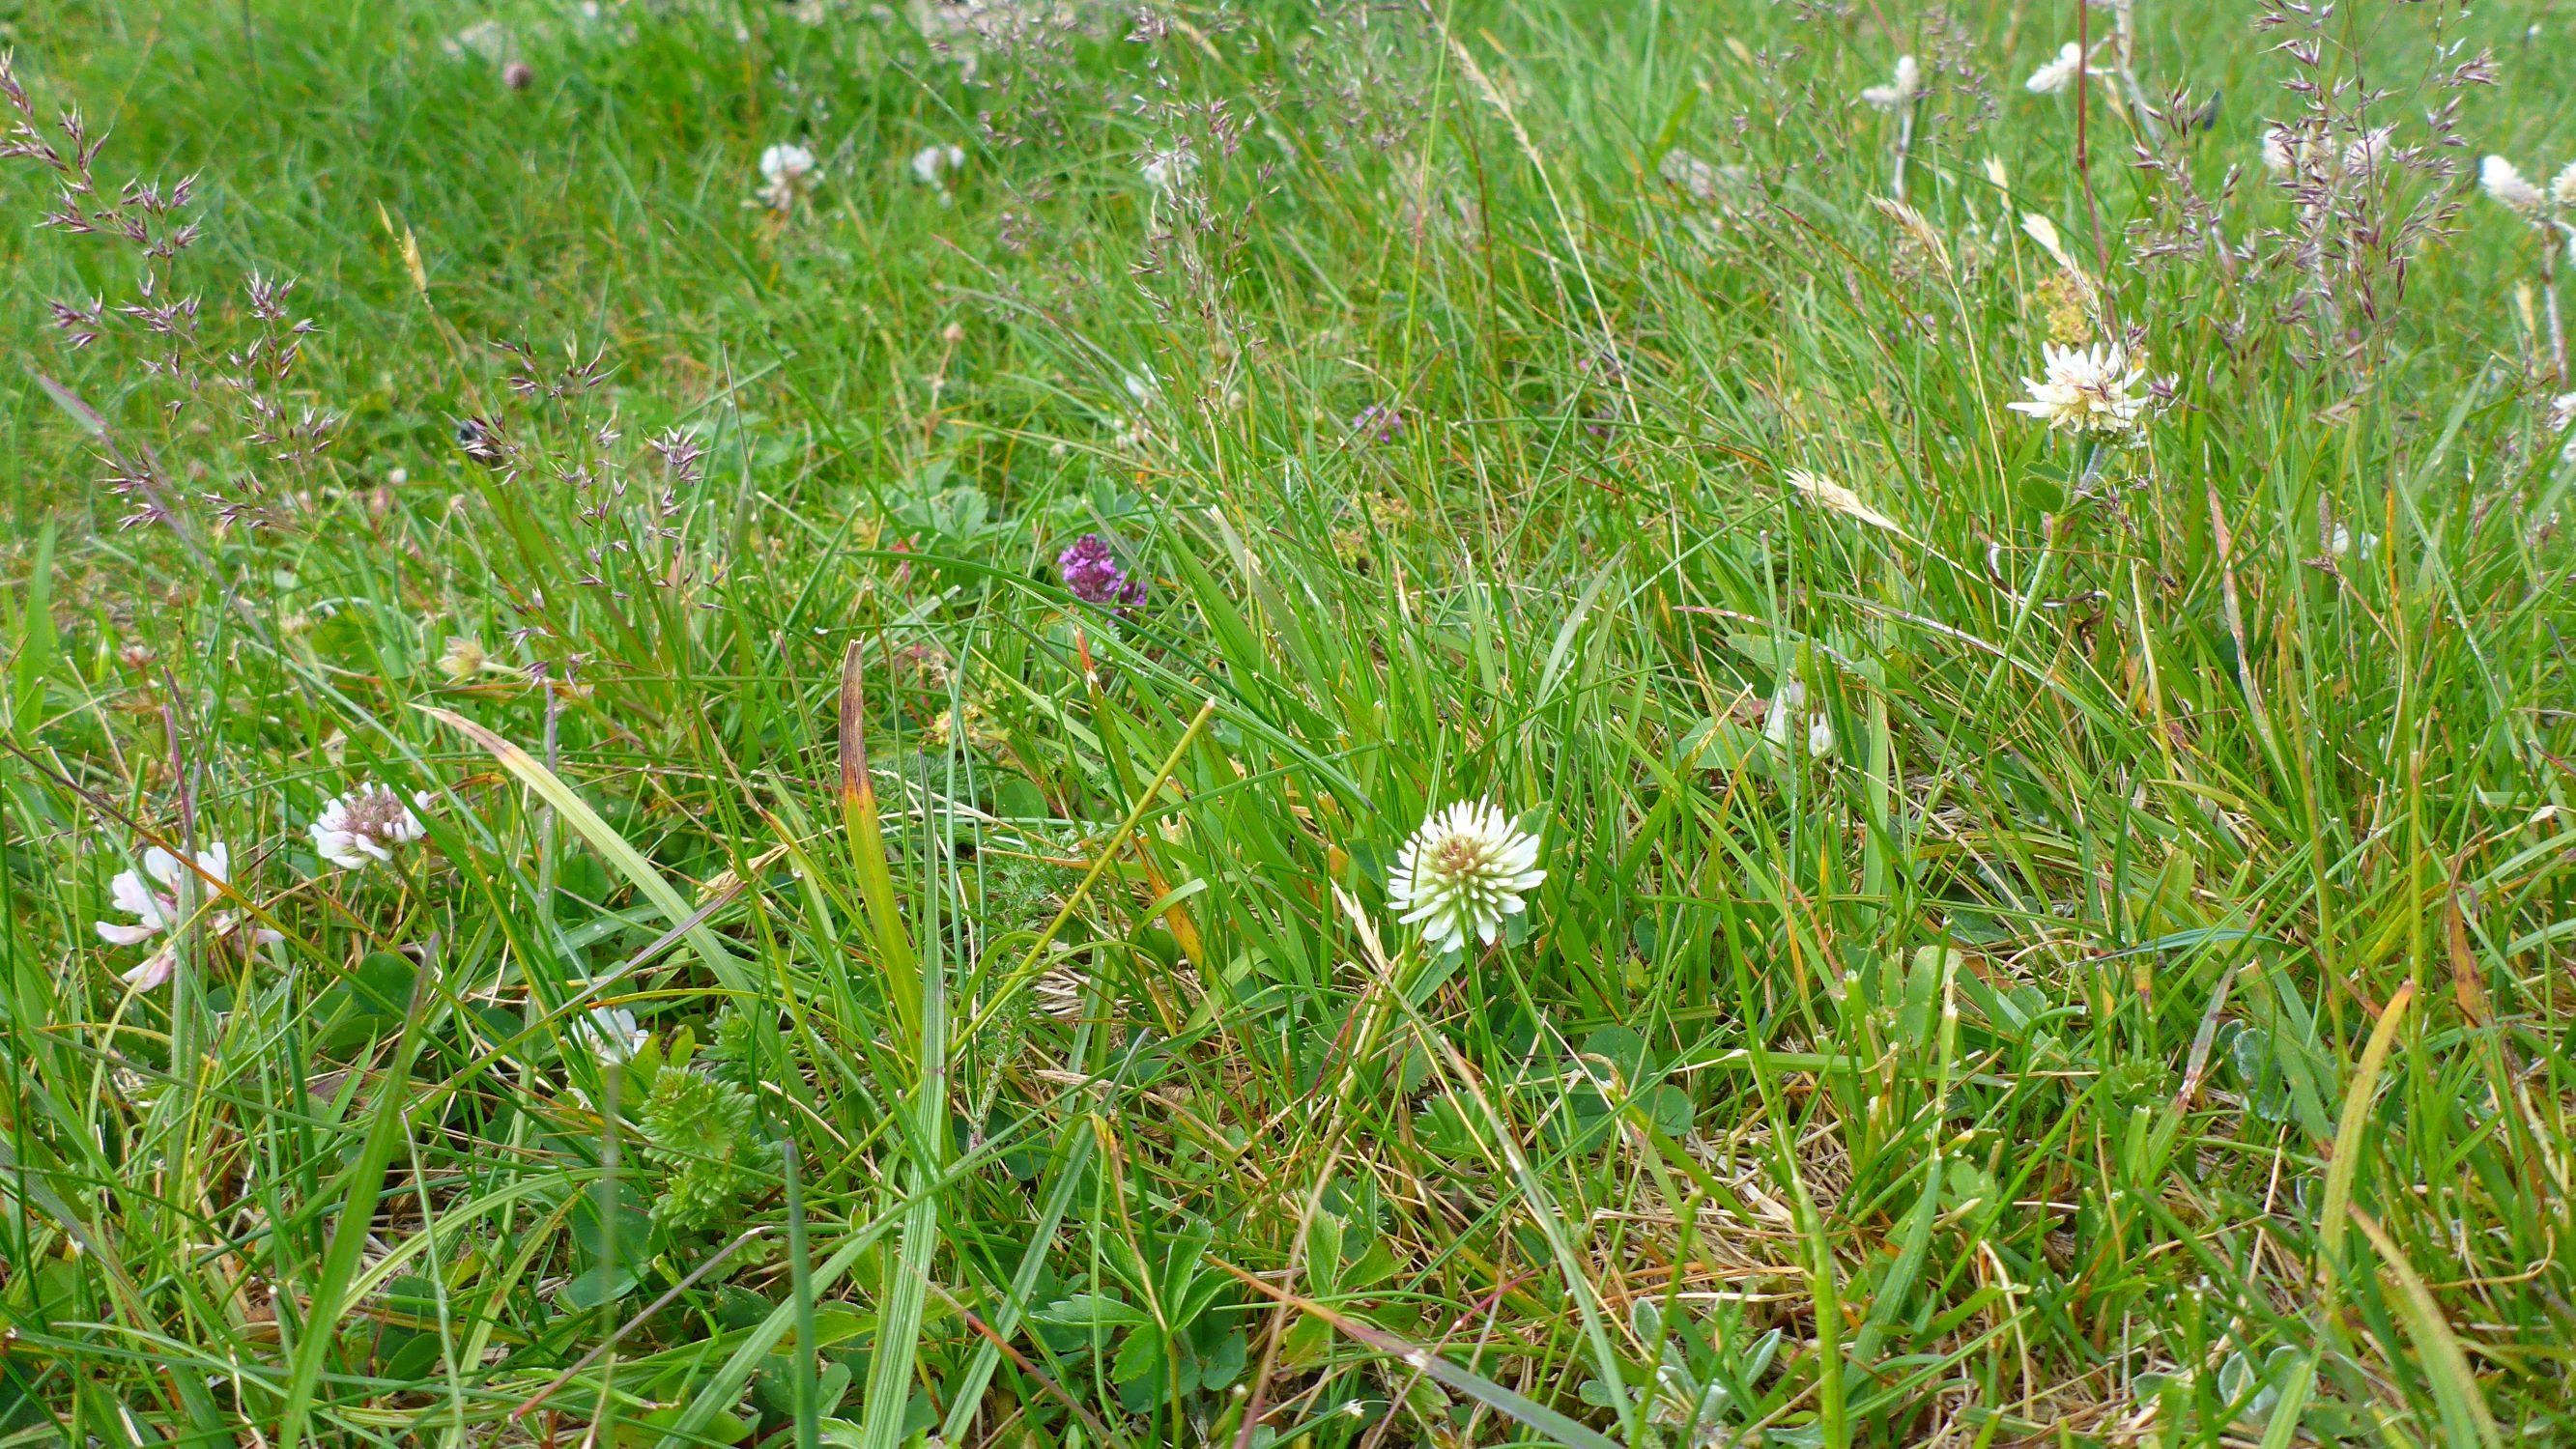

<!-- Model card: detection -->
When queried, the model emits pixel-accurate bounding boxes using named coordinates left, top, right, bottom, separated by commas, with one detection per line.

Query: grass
left=2, top=0, right=2573, bottom=1444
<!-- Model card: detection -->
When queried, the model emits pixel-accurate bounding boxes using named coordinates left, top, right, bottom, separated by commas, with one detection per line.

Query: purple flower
left=1349, top=404, right=1404, bottom=443
left=1058, top=533, right=1145, bottom=609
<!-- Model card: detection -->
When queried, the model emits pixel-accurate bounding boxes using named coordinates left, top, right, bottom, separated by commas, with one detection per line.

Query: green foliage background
left=1, top=0, right=2572, bottom=1444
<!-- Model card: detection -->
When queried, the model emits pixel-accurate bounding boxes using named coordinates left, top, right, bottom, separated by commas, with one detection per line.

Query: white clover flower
left=1388, top=802, right=1546, bottom=956
left=2007, top=342, right=2157, bottom=439
left=444, top=18, right=514, bottom=65
left=2480, top=156, right=2547, bottom=217
left=2554, top=161, right=2576, bottom=210
left=2025, top=43, right=2084, bottom=96
left=910, top=143, right=965, bottom=185
left=97, top=841, right=275, bottom=991
left=1860, top=55, right=1921, bottom=110
left=1658, top=148, right=1747, bottom=207
left=2341, top=126, right=2394, bottom=177
left=1141, top=149, right=1198, bottom=193
left=2261, top=130, right=2291, bottom=178
left=569, top=1006, right=646, bottom=1065
left=757, top=142, right=824, bottom=211
left=761, top=142, right=820, bottom=189
left=97, top=845, right=211, bottom=946
left=2260, top=125, right=2320, bottom=180
left=309, top=783, right=431, bottom=871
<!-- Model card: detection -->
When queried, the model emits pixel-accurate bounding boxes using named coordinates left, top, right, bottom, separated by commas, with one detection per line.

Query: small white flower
left=2328, top=525, right=2381, bottom=559
left=309, top=783, right=431, bottom=871
left=1657, top=149, right=1746, bottom=207
left=761, top=142, right=820, bottom=189
left=2341, top=126, right=2394, bottom=177
left=97, top=840, right=275, bottom=990
left=97, top=846, right=199, bottom=947
left=2261, top=129, right=2296, bottom=179
left=1861, top=55, right=1921, bottom=110
left=2555, top=161, right=2576, bottom=210
left=2025, top=43, right=2084, bottom=96
left=910, top=143, right=965, bottom=185
left=1388, top=802, right=1546, bottom=956
left=569, top=1006, right=646, bottom=1065
left=757, top=142, right=824, bottom=211
left=2480, top=156, right=2547, bottom=217
left=2006, top=342, right=2158, bottom=439
left=444, top=18, right=514, bottom=65
left=1761, top=681, right=1836, bottom=759
left=1141, top=149, right=1198, bottom=193
left=2551, top=392, right=2576, bottom=462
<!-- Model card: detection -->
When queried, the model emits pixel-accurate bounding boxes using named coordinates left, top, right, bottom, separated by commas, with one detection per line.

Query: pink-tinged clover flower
left=97, top=841, right=276, bottom=990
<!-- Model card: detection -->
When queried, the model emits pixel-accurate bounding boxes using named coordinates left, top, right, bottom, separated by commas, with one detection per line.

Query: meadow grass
left=2, top=0, right=2573, bottom=1444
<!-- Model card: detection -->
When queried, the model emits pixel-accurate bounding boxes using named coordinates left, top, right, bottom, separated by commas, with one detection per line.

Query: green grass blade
left=273, top=962, right=438, bottom=1447
left=2348, top=1208, right=2504, bottom=1449
left=418, top=705, right=753, bottom=990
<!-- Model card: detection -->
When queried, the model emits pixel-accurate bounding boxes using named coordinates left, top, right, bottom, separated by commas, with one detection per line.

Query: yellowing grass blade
left=838, top=640, right=923, bottom=1050
left=2318, top=980, right=2412, bottom=1293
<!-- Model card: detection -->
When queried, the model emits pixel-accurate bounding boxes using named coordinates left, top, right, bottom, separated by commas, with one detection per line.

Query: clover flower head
left=2025, top=43, right=2084, bottom=96
left=309, top=783, right=431, bottom=871
left=911, top=143, right=965, bottom=185
left=2006, top=342, right=2159, bottom=440
left=1388, top=802, right=1546, bottom=956
left=1141, top=149, right=1198, bottom=193
left=2340, top=126, right=2394, bottom=178
left=1861, top=55, right=1921, bottom=110
left=756, top=142, right=824, bottom=211
left=2261, top=129, right=2297, bottom=179
left=97, top=840, right=275, bottom=991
